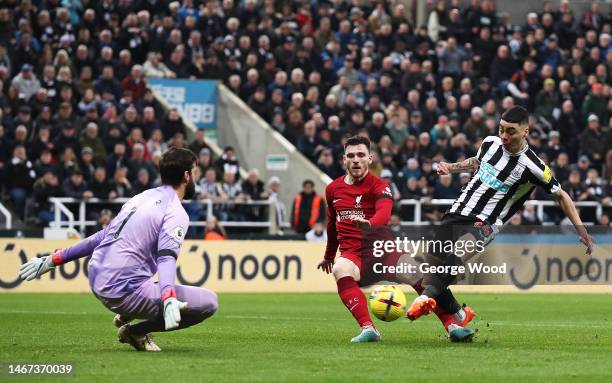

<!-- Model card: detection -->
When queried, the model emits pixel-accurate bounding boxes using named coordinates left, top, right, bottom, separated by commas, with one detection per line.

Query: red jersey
left=324, top=172, right=393, bottom=260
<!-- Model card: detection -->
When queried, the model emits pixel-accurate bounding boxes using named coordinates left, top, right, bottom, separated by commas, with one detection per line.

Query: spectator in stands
left=11, top=63, right=39, bottom=101
left=433, top=174, right=460, bottom=199
left=132, top=168, right=152, bottom=195
left=463, top=107, right=488, bottom=143
left=142, top=52, right=175, bottom=78
left=90, top=167, right=113, bottom=199
left=535, top=78, right=559, bottom=123
left=380, top=169, right=401, bottom=202
left=563, top=170, right=589, bottom=201
left=297, top=120, right=325, bottom=162
left=197, top=167, right=226, bottom=201
left=62, top=169, right=92, bottom=200
left=248, top=86, right=268, bottom=119
left=79, top=122, right=106, bottom=166
left=121, top=64, right=146, bottom=102
left=161, top=107, right=185, bottom=141
left=6, top=145, right=36, bottom=219
left=402, top=177, right=423, bottom=200
left=204, top=216, right=227, bottom=240
left=291, top=179, right=325, bottom=234
left=109, top=166, right=133, bottom=199
left=220, top=170, right=246, bottom=221
left=266, top=176, right=287, bottom=233
left=94, top=209, right=114, bottom=233
left=106, top=142, right=129, bottom=178
left=581, top=114, right=607, bottom=167
left=553, top=152, right=571, bottom=184
left=127, top=142, right=156, bottom=181
left=146, top=128, right=168, bottom=156
left=215, top=146, right=240, bottom=178
left=437, top=37, right=466, bottom=79
left=32, top=170, right=61, bottom=225
left=95, top=65, right=122, bottom=102
left=242, top=169, right=267, bottom=201
left=317, top=148, right=344, bottom=179
left=53, top=100, right=81, bottom=133
left=79, top=147, right=97, bottom=183
left=585, top=169, right=605, bottom=201
left=305, top=221, right=327, bottom=242
left=521, top=204, right=541, bottom=225
left=582, top=83, right=608, bottom=125
left=33, top=147, right=55, bottom=176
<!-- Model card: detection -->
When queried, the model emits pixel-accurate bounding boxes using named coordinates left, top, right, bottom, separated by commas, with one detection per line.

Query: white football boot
left=118, top=324, right=161, bottom=352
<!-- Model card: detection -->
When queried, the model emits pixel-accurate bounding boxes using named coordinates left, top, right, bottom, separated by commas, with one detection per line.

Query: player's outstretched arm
left=18, top=227, right=109, bottom=281
left=18, top=249, right=59, bottom=281
left=553, top=189, right=593, bottom=255
left=437, top=157, right=480, bottom=175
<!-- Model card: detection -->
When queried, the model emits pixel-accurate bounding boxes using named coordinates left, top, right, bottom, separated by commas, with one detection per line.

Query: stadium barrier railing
left=0, top=202, right=12, bottom=229
left=49, top=197, right=280, bottom=235
left=46, top=198, right=610, bottom=234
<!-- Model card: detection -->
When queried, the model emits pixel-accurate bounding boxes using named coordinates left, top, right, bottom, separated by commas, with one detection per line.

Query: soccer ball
left=369, top=285, right=407, bottom=322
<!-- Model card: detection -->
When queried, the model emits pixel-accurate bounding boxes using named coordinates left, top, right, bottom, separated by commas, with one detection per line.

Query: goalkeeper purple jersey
left=87, top=185, right=189, bottom=299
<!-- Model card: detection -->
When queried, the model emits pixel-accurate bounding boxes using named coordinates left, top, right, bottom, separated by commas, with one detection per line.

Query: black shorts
left=428, top=213, right=495, bottom=261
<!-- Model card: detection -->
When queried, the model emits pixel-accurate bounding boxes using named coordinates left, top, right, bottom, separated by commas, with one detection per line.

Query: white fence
left=0, top=202, right=12, bottom=229
left=48, top=197, right=279, bottom=235
left=20, top=198, right=610, bottom=235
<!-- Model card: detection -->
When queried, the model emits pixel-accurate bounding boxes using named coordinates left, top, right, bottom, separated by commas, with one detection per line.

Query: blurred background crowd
left=0, top=0, right=610, bottom=236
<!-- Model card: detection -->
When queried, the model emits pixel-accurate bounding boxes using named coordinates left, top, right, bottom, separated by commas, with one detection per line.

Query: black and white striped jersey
left=449, top=135, right=561, bottom=226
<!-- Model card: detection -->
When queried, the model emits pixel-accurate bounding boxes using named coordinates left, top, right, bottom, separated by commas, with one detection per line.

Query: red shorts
left=340, top=250, right=403, bottom=287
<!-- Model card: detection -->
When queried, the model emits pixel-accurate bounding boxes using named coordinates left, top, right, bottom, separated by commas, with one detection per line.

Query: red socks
left=411, top=280, right=455, bottom=330
left=336, top=277, right=373, bottom=328
left=335, top=277, right=455, bottom=330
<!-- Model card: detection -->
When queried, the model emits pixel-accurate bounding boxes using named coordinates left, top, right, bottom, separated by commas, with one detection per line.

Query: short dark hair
left=303, top=179, right=314, bottom=188
left=344, top=135, right=371, bottom=152
left=159, top=147, right=197, bottom=187
left=501, top=106, right=529, bottom=125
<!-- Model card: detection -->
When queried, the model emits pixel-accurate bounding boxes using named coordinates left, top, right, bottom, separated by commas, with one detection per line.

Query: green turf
left=1, top=293, right=611, bottom=382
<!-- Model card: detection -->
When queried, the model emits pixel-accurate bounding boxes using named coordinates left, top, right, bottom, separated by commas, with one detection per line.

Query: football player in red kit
left=317, top=135, right=475, bottom=342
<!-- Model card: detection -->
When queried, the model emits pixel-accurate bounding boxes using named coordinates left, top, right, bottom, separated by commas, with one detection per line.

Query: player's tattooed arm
left=437, top=157, right=480, bottom=175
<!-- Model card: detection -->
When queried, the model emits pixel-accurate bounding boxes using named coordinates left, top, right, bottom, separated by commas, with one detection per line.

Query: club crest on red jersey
left=355, top=195, right=362, bottom=208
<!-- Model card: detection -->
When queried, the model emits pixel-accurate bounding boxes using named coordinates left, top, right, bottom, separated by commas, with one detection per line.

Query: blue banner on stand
left=148, top=79, right=217, bottom=129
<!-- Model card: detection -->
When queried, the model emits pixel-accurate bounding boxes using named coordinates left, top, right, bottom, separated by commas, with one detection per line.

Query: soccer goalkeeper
left=19, top=148, right=218, bottom=351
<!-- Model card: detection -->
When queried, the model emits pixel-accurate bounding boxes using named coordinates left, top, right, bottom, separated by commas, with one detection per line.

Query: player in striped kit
left=406, top=106, right=593, bottom=340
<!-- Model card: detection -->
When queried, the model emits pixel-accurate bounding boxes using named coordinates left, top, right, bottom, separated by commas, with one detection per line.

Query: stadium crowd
left=0, top=0, right=610, bottom=232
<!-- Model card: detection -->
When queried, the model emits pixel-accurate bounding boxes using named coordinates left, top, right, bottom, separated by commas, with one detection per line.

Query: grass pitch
left=1, top=293, right=611, bottom=382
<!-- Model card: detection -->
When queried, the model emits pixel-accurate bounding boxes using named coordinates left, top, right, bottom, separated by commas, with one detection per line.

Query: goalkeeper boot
left=113, top=314, right=133, bottom=328
left=350, top=326, right=381, bottom=343
left=118, top=324, right=161, bottom=352
left=447, top=323, right=475, bottom=343
left=407, top=296, right=437, bottom=321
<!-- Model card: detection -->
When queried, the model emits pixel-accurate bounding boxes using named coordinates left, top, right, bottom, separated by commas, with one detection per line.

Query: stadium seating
left=0, top=0, right=610, bottom=235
